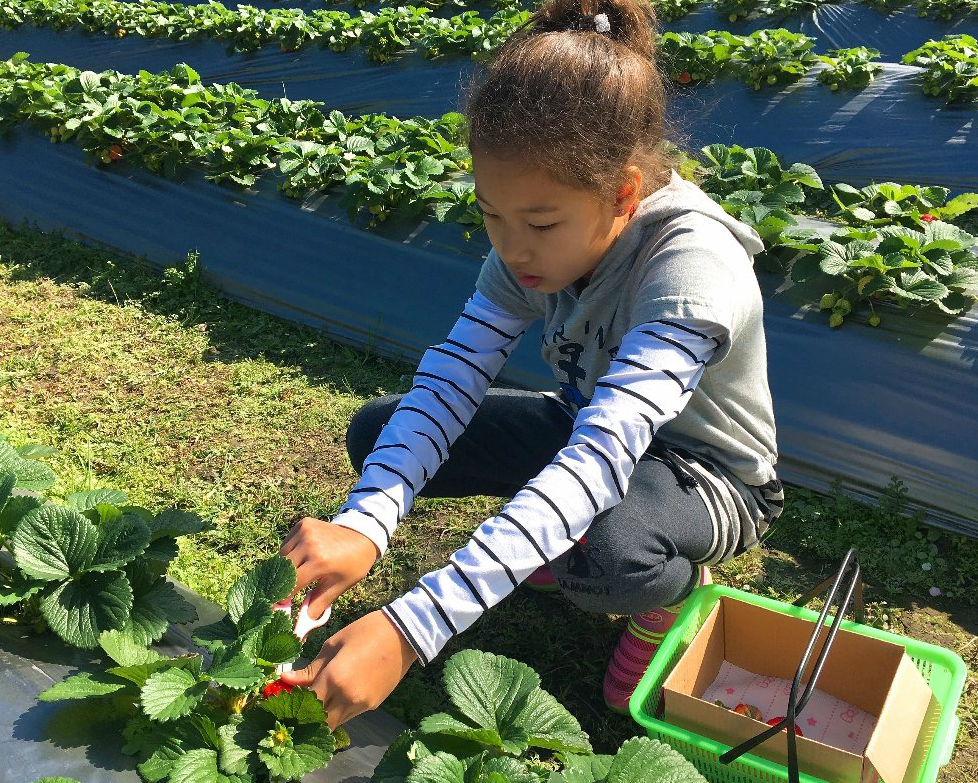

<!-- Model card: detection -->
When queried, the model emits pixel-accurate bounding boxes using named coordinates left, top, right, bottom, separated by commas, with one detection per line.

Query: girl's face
left=471, top=151, right=640, bottom=295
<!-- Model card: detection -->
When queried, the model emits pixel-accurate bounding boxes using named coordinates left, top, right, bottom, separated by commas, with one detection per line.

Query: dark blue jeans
left=346, top=388, right=716, bottom=613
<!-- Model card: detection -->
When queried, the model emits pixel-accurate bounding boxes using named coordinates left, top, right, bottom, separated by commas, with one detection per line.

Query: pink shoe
left=525, top=564, right=560, bottom=592
left=603, top=566, right=712, bottom=714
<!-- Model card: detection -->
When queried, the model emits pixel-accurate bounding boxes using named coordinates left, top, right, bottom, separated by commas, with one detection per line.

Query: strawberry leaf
left=207, top=649, right=265, bottom=690
left=605, top=737, right=705, bottom=783
left=38, top=670, right=130, bottom=701
left=226, top=555, right=296, bottom=624
left=90, top=513, right=151, bottom=572
left=11, top=505, right=98, bottom=581
left=141, top=667, right=209, bottom=721
left=40, top=570, right=133, bottom=648
left=66, top=489, right=129, bottom=512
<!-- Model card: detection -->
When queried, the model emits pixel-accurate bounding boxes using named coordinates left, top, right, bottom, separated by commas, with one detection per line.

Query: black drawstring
left=648, top=441, right=699, bottom=493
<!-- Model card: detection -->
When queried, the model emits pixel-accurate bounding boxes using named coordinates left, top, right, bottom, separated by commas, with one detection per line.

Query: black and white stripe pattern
left=330, top=291, right=528, bottom=558
left=368, top=310, right=727, bottom=665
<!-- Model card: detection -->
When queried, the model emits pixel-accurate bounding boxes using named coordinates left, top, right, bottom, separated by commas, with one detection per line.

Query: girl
left=279, top=0, right=783, bottom=728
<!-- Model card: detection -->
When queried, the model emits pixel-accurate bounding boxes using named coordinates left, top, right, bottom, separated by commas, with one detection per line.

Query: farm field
left=2, top=0, right=978, bottom=781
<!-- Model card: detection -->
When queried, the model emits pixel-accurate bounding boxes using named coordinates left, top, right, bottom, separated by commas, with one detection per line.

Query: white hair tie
left=594, top=13, right=611, bottom=33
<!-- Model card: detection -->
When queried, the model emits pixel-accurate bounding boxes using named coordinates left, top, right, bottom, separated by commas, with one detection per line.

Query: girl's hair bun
left=529, top=0, right=660, bottom=61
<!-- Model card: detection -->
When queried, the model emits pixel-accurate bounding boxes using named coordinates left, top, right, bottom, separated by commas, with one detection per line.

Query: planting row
left=2, top=0, right=978, bottom=100
left=1, top=53, right=976, bottom=327
left=647, top=0, right=978, bottom=22
left=0, top=435, right=709, bottom=783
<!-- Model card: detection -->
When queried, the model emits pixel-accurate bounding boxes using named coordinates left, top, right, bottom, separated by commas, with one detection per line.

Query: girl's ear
left=614, top=166, right=644, bottom=215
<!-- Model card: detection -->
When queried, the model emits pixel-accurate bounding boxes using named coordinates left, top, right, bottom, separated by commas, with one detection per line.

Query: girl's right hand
left=278, top=517, right=379, bottom=620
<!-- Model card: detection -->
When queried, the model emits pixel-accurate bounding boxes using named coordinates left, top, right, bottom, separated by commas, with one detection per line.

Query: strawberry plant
left=788, top=222, right=978, bottom=326
left=0, top=436, right=209, bottom=649
left=698, top=143, right=824, bottom=201
left=902, top=35, right=978, bottom=102
left=657, top=31, right=738, bottom=84
left=716, top=0, right=763, bottom=22
left=726, top=28, right=818, bottom=90
left=649, top=0, right=706, bottom=22
left=358, top=6, right=432, bottom=63
left=38, top=555, right=341, bottom=783
left=372, top=649, right=708, bottom=783
left=815, top=46, right=883, bottom=91
left=829, top=182, right=978, bottom=229
left=419, top=8, right=528, bottom=61
left=916, top=0, right=978, bottom=21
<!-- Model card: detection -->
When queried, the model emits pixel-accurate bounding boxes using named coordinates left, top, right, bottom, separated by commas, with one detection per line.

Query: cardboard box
left=662, top=596, right=932, bottom=783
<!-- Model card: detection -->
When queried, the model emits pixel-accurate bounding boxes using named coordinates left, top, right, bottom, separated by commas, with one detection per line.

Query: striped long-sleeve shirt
left=331, top=289, right=728, bottom=665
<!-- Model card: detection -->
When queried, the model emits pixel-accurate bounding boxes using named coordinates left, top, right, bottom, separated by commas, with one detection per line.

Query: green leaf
left=218, top=715, right=253, bottom=775
left=407, top=752, right=466, bottom=783
left=207, top=650, right=265, bottom=690
left=0, top=493, right=44, bottom=535
left=0, top=473, right=15, bottom=509
left=0, top=567, right=45, bottom=605
left=12, top=443, right=56, bottom=457
left=935, top=192, right=978, bottom=220
left=38, top=670, right=129, bottom=701
left=252, top=610, right=302, bottom=666
left=481, top=756, right=541, bottom=783
left=372, top=730, right=416, bottom=783
left=143, top=536, right=180, bottom=564
left=551, top=754, right=615, bottom=783
left=605, top=737, right=706, bottom=783
left=11, top=505, right=98, bottom=581
left=90, top=513, right=151, bottom=572
left=66, top=489, right=129, bottom=512
left=124, top=577, right=198, bottom=646
left=192, top=614, right=240, bottom=652
left=226, top=555, right=296, bottom=624
left=100, top=627, right=165, bottom=666
left=141, top=667, right=209, bottom=722
left=511, top=687, right=591, bottom=753
left=260, top=722, right=334, bottom=780
left=148, top=508, right=210, bottom=540
left=108, top=654, right=199, bottom=688
left=260, top=687, right=329, bottom=724
left=443, top=650, right=540, bottom=734
left=170, top=748, right=244, bottom=783
left=419, top=713, right=515, bottom=752
left=41, top=570, right=133, bottom=649
left=0, top=439, right=57, bottom=491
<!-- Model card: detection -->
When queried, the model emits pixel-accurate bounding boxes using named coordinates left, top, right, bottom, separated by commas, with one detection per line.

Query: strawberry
left=108, top=144, right=124, bottom=161
left=262, top=679, right=295, bottom=698
left=767, top=717, right=804, bottom=736
left=920, top=213, right=936, bottom=222
left=819, top=293, right=837, bottom=310
left=733, top=703, right=763, bottom=721
left=829, top=312, right=844, bottom=328
left=868, top=313, right=881, bottom=327
left=678, top=72, right=692, bottom=84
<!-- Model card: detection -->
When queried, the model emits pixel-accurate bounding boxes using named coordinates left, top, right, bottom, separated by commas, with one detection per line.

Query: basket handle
left=719, top=549, right=861, bottom=783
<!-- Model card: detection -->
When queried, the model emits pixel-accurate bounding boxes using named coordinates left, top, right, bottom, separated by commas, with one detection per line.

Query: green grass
left=0, top=219, right=975, bottom=780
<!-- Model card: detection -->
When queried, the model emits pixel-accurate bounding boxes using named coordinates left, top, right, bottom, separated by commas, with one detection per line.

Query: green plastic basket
left=630, top=584, right=967, bottom=783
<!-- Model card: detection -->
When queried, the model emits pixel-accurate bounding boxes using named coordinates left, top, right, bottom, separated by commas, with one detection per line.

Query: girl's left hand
left=278, top=610, right=419, bottom=730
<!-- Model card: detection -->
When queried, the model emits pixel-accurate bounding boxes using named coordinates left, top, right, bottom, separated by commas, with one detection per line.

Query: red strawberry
left=920, top=213, right=936, bottom=222
left=678, top=72, right=692, bottom=84
left=108, top=144, right=124, bottom=161
left=733, top=703, right=763, bottom=721
left=767, top=717, right=804, bottom=736
left=262, top=679, right=295, bottom=698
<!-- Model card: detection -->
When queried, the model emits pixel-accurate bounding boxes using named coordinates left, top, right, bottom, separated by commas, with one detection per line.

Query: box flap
left=862, top=655, right=932, bottom=783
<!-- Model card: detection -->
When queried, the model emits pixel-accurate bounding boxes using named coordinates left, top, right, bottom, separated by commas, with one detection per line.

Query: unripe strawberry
left=833, top=298, right=852, bottom=315
left=868, top=313, right=881, bottom=327
left=767, top=74, right=778, bottom=85
left=829, top=312, right=844, bottom=328
left=819, top=293, right=837, bottom=309
left=729, top=13, right=738, bottom=21
left=830, top=83, right=839, bottom=91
